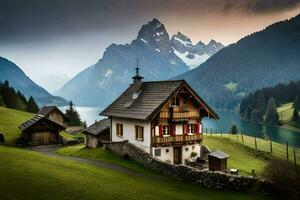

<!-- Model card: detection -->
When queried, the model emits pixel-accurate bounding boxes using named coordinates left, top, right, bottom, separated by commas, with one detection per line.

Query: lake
left=61, top=106, right=300, bottom=148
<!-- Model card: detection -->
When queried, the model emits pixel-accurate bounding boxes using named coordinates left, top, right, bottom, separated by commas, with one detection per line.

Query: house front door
left=173, top=146, right=182, bottom=164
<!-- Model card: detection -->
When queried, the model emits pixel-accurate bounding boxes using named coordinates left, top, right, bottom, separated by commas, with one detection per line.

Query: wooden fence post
left=241, top=133, right=244, bottom=143
left=286, top=141, right=289, bottom=161
left=294, top=148, right=297, bottom=170
left=255, top=137, right=257, bottom=150
left=270, top=140, right=272, bottom=153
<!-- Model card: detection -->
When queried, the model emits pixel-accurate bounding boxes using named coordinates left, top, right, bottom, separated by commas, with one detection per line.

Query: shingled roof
left=19, top=115, right=66, bottom=132
left=100, top=80, right=218, bottom=120
left=83, top=118, right=110, bottom=136
left=38, top=106, right=69, bottom=121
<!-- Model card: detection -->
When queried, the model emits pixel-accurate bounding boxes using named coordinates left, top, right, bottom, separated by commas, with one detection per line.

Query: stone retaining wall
left=102, top=140, right=273, bottom=192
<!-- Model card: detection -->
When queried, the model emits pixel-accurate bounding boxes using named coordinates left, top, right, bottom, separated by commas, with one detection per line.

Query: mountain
left=178, top=14, right=300, bottom=109
left=0, top=56, right=68, bottom=106
left=171, top=32, right=224, bottom=69
left=56, top=19, right=187, bottom=106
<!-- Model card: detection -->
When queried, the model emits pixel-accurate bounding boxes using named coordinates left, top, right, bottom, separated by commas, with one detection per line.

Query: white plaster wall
left=152, top=146, right=174, bottom=163
left=181, top=144, right=201, bottom=164
left=152, top=144, right=201, bottom=164
left=111, top=117, right=151, bottom=153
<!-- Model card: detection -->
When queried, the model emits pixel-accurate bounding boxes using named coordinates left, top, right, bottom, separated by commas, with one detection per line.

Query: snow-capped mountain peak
left=171, top=33, right=224, bottom=69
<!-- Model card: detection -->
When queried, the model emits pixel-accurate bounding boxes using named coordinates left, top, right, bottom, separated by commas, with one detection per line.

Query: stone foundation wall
left=102, top=140, right=273, bottom=192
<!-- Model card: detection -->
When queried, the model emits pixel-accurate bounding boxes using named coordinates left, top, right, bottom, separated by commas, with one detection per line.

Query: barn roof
left=38, top=106, right=69, bottom=121
left=208, top=150, right=229, bottom=159
left=83, top=118, right=110, bottom=136
left=19, top=115, right=66, bottom=132
left=100, top=80, right=218, bottom=120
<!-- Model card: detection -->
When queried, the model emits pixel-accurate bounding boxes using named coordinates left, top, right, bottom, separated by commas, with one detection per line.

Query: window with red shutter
left=159, top=125, right=162, bottom=137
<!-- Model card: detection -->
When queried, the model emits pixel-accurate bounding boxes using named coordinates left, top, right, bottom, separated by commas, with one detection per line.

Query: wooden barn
left=38, top=106, right=69, bottom=126
left=83, top=119, right=110, bottom=148
left=208, top=150, right=229, bottom=171
left=19, top=115, right=66, bottom=146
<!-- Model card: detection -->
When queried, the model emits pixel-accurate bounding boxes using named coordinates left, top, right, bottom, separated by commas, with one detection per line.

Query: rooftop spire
left=132, top=58, right=143, bottom=92
left=132, top=58, right=144, bottom=81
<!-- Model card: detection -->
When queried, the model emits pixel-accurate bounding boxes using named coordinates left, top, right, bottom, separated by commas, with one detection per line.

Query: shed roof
left=208, top=150, right=229, bottom=159
left=83, top=118, right=110, bottom=136
left=19, top=115, right=66, bottom=132
left=100, top=80, right=218, bottom=120
left=38, top=106, right=69, bottom=121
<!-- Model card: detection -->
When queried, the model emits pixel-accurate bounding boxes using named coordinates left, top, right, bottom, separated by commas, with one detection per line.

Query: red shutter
left=159, top=125, right=162, bottom=137
left=173, top=125, right=176, bottom=136
left=184, top=124, right=189, bottom=135
left=195, top=123, right=199, bottom=134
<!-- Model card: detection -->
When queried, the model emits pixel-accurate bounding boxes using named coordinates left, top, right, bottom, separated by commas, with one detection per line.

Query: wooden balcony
left=159, top=109, right=199, bottom=119
left=152, top=134, right=203, bottom=146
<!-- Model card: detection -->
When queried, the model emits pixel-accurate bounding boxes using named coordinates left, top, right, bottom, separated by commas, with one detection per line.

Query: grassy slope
left=203, top=136, right=268, bottom=175
left=57, top=144, right=155, bottom=175
left=0, top=106, right=34, bottom=145
left=277, top=103, right=300, bottom=131
left=0, top=146, right=263, bottom=200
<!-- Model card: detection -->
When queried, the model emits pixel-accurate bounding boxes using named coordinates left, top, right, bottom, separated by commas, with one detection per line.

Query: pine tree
left=251, top=109, right=263, bottom=122
left=264, top=97, right=279, bottom=125
left=256, top=93, right=266, bottom=113
left=65, top=101, right=82, bottom=126
left=230, top=124, right=238, bottom=135
left=26, top=96, right=39, bottom=113
left=0, top=95, right=5, bottom=107
left=292, top=108, right=299, bottom=122
left=293, top=95, right=300, bottom=110
left=17, top=90, right=27, bottom=105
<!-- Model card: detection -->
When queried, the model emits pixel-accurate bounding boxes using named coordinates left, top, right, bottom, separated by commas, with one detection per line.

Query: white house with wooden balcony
left=100, top=65, right=218, bottom=165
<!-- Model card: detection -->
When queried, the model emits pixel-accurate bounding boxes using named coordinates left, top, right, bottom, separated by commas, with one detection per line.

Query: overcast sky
left=0, top=0, right=300, bottom=92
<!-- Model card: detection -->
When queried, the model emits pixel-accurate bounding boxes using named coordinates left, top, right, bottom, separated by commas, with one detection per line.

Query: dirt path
left=27, top=145, right=148, bottom=178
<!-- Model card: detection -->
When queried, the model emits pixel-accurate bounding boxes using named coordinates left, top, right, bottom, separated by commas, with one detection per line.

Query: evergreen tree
left=17, top=90, right=27, bottom=105
left=0, top=95, right=5, bottom=107
left=251, top=109, right=263, bottom=122
left=264, top=97, right=279, bottom=125
left=230, top=124, right=238, bottom=135
left=26, top=96, right=39, bottom=113
left=65, top=101, right=82, bottom=126
left=293, top=95, right=300, bottom=110
left=292, top=108, right=299, bottom=122
left=256, top=93, right=266, bottom=113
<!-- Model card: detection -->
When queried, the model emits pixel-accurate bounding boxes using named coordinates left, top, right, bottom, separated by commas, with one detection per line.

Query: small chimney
left=132, top=58, right=143, bottom=92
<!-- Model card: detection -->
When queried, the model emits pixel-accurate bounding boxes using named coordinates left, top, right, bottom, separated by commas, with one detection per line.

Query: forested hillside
left=179, top=14, right=300, bottom=109
left=0, top=80, right=39, bottom=113
left=240, top=81, right=300, bottom=126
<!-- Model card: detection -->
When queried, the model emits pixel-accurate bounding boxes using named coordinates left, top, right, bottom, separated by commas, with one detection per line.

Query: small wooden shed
left=82, top=119, right=110, bottom=148
left=208, top=150, right=229, bottom=171
left=19, top=115, right=66, bottom=146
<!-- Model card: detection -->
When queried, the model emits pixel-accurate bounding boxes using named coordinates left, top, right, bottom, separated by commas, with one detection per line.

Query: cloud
left=222, top=0, right=300, bottom=14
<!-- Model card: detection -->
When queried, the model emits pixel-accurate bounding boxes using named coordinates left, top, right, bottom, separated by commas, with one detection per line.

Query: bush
left=190, top=151, right=197, bottom=158
left=230, top=124, right=238, bottom=135
left=263, top=159, right=300, bottom=200
left=0, top=133, right=5, bottom=144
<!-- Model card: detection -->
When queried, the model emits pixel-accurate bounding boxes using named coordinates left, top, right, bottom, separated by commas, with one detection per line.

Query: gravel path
left=27, top=145, right=147, bottom=178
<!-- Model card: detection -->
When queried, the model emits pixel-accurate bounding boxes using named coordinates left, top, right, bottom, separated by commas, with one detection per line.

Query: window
left=135, top=125, right=144, bottom=140
left=188, top=124, right=196, bottom=134
left=116, top=123, right=123, bottom=137
left=171, top=96, right=180, bottom=106
left=154, top=149, right=161, bottom=156
left=162, top=125, right=169, bottom=135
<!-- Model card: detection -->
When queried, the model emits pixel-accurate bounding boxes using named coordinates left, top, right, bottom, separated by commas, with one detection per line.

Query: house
left=100, top=66, right=218, bottom=165
left=83, top=119, right=111, bottom=148
left=19, top=115, right=65, bottom=145
left=38, top=106, right=69, bottom=126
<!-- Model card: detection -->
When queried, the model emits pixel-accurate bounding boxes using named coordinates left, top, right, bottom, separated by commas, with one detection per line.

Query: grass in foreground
left=0, top=106, right=34, bottom=145
left=0, top=145, right=264, bottom=200
left=57, top=144, right=155, bottom=175
left=203, top=136, right=269, bottom=175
